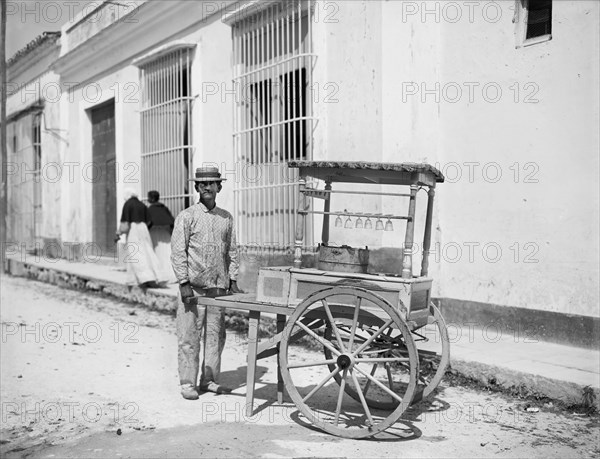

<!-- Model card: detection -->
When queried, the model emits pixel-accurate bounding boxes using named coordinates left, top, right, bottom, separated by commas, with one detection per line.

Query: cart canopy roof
left=287, top=161, right=444, bottom=186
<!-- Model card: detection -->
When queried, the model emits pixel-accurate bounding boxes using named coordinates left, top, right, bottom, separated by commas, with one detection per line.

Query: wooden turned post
left=420, top=186, right=435, bottom=277
left=294, top=177, right=307, bottom=268
left=402, top=184, right=418, bottom=279
left=321, top=181, right=332, bottom=245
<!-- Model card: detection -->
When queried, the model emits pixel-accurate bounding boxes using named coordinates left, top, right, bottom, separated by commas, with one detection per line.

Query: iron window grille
left=231, top=0, right=317, bottom=253
left=139, top=47, right=195, bottom=216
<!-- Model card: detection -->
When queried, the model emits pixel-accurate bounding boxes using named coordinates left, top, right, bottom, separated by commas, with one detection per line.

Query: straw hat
left=187, top=166, right=227, bottom=182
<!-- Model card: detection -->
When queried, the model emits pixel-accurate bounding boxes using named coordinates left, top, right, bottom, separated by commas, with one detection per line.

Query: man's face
left=196, top=181, right=219, bottom=205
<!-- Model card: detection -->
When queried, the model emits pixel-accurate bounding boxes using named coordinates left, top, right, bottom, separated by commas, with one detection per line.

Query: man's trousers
left=176, top=299, right=226, bottom=387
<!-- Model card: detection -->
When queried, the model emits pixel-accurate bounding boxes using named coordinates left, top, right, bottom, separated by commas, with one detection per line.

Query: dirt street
left=1, top=275, right=598, bottom=458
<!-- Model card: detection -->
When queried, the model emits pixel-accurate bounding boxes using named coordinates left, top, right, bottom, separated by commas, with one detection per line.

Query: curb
left=450, top=357, right=599, bottom=410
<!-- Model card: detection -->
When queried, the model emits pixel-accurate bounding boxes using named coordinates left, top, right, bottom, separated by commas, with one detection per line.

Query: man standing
left=171, top=166, right=243, bottom=400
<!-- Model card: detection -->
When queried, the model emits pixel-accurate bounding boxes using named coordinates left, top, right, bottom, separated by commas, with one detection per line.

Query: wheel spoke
left=353, top=363, right=404, bottom=403
left=302, top=366, right=341, bottom=403
left=322, top=299, right=346, bottom=352
left=288, top=358, right=337, bottom=369
left=350, top=370, right=374, bottom=427
left=353, top=318, right=395, bottom=355
left=334, top=368, right=348, bottom=425
left=295, top=320, right=341, bottom=357
left=355, top=357, right=410, bottom=364
left=385, top=363, right=395, bottom=395
left=287, top=318, right=323, bottom=344
left=362, top=363, right=377, bottom=398
left=360, top=349, right=389, bottom=355
left=347, top=296, right=362, bottom=349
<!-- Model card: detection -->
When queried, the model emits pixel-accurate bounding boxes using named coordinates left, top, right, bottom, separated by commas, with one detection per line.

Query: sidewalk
left=4, top=254, right=599, bottom=408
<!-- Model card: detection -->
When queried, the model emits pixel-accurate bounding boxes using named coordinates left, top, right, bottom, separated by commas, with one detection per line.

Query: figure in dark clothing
left=115, top=189, right=165, bottom=288
left=147, top=190, right=177, bottom=283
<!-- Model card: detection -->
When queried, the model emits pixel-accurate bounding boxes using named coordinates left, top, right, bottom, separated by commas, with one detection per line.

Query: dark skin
left=195, top=181, right=220, bottom=210
left=180, top=181, right=242, bottom=300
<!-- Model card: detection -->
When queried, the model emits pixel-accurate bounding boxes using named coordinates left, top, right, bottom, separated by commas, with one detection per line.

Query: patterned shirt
left=170, top=202, right=239, bottom=289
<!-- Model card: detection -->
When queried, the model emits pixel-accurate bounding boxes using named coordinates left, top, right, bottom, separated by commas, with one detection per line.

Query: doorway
left=90, top=100, right=117, bottom=257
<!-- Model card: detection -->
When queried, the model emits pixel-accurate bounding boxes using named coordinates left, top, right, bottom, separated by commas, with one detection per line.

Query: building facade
left=5, top=0, right=599, bottom=346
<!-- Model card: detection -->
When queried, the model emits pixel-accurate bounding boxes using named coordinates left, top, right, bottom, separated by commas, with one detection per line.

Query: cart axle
left=336, top=354, right=354, bottom=370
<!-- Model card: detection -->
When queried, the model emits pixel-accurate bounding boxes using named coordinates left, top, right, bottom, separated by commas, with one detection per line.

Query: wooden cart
left=193, top=161, right=449, bottom=439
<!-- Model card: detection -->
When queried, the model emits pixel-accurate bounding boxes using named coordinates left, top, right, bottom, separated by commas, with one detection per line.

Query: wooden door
left=91, top=101, right=116, bottom=256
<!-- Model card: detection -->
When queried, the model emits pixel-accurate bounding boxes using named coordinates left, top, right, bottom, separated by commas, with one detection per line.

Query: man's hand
left=179, top=282, right=194, bottom=302
left=229, top=280, right=244, bottom=294
left=114, top=233, right=122, bottom=243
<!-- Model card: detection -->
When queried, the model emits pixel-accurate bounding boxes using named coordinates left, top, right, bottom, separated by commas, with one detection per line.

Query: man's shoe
left=199, top=381, right=232, bottom=394
left=180, top=384, right=199, bottom=400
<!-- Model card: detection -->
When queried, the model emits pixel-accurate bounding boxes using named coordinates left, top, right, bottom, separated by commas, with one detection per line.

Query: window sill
left=517, top=34, right=552, bottom=48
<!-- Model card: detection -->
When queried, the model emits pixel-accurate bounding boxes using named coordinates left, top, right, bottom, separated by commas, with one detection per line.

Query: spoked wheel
left=279, top=287, right=419, bottom=439
left=325, top=301, right=451, bottom=408
left=411, top=302, right=450, bottom=403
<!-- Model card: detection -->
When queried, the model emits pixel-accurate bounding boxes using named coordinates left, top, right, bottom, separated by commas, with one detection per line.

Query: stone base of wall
left=6, top=257, right=176, bottom=313
left=437, top=297, right=600, bottom=350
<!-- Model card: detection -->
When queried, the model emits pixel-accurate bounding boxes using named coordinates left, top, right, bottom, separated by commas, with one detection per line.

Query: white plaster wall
left=384, top=0, right=600, bottom=316
left=188, top=15, right=237, bottom=213
left=313, top=1, right=598, bottom=316
left=60, top=66, right=141, bottom=243
left=6, top=67, right=64, bottom=243
left=39, top=72, right=64, bottom=240
left=316, top=1, right=390, bottom=251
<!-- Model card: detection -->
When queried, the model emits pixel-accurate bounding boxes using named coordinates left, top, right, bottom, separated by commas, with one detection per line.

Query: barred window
left=231, top=0, right=316, bottom=251
left=139, top=47, right=194, bottom=216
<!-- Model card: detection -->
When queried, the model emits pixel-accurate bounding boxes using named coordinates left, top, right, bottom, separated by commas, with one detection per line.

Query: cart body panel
left=257, top=266, right=432, bottom=327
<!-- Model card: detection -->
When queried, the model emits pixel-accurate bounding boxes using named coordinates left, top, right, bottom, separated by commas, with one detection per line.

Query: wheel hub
left=336, top=353, right=353, bottom=369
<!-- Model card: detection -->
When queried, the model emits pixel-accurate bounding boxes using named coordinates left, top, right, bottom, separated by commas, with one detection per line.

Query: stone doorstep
left=4, top=255, right=599, bottom=409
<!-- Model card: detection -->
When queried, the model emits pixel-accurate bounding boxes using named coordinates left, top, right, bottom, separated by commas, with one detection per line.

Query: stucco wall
left=436, top=1, right=599, bottom=316
left=313, top=1, right=599, bottom=317
left=6, top=56, right=63, bottom=247
left=189, top=14, right=238, bottom=213
left=385, top=0, right=598, bottom=316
